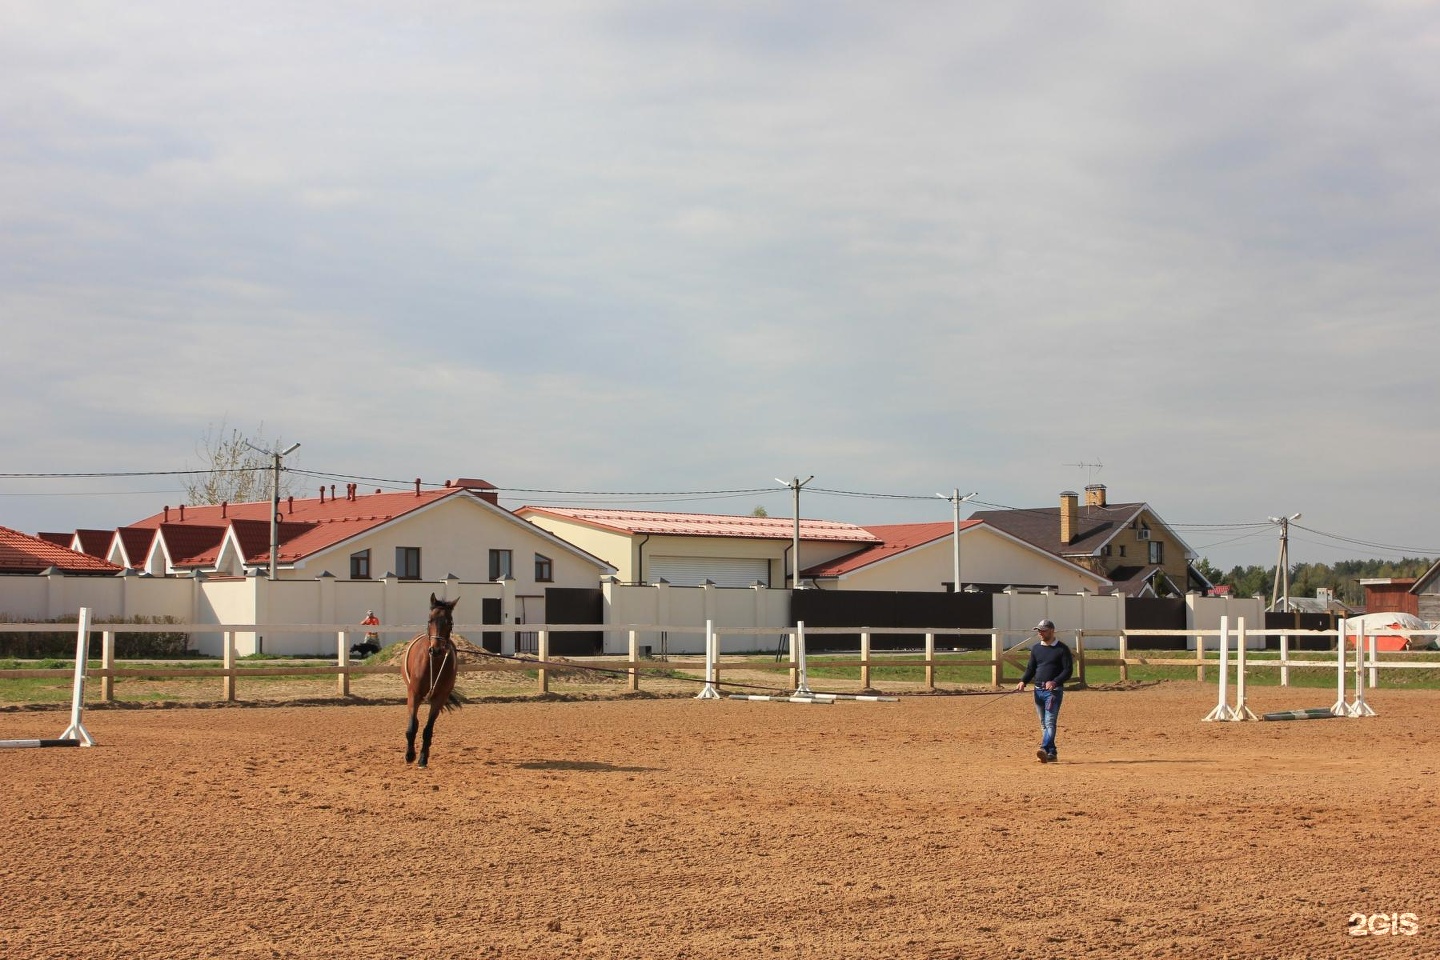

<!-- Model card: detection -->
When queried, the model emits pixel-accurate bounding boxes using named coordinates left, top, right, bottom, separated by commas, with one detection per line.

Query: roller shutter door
left=648, top=557, right=770, bottom=587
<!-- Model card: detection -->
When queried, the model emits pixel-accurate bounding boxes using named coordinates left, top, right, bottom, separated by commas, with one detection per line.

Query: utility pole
left=1268, top=513, right=1300, bottom=612
left=775, top=476, right=813, bottom=590
left=937, top=489, right=977, bottom=592
left=247, top=440, right=301, bottom=580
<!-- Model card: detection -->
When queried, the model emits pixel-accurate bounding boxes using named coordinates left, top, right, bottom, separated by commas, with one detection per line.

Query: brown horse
left=402, top=594, right=461, bottom=768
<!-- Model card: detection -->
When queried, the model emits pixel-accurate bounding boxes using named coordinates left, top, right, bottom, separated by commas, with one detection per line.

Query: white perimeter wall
left=2, top=573, right=1267, bottom=657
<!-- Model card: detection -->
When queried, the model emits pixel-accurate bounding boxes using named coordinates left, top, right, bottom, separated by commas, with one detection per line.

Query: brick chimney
left=1085, top=484, right=1107, bottom=508
left=451, top=478, right=500, bottom=505
left=1060, top=491, right=1079, bottom=545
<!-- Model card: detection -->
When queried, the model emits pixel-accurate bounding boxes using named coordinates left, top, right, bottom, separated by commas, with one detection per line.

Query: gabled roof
left=1411, top=560, right=1440, bottom=595
left=1105, top=564, right=1182, bottom=597
left=0, top=525, right=122, bottom=575
left=803, top=520, right=1113, bottom=589
left=112, top=527, right=156, bottom=567
left=156, top=524, right=229, bottom=567
left=73, top=529, right=115, bottom=558
left=79, top=479, right=613, bottom=577
left=119, top=485, right=482, bottom=570
left=804, top=521, right=967, bottom=577
left=969, top=501, right=1197, bottom=560
left=517, top=507, right=880, bottom=544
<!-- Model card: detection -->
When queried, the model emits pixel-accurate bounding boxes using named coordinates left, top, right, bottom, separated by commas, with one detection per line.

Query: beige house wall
left=818, top=528, right=1110, bottom=594
left=288, top=498, right=607, bottom=594
left=1086, top=508, right=1191, bottom=587
left=520, top=515, right=866, bottom=586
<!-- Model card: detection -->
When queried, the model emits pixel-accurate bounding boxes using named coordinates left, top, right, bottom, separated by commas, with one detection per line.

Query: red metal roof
left=118, top=485, right=480, bottom=569
left=0, top=525, right=123, bottom=575
left=518, top=506, right=880, bottom=543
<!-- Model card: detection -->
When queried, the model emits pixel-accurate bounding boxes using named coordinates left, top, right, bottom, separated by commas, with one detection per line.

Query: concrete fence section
left=3, top=571, right=1269, bottom=656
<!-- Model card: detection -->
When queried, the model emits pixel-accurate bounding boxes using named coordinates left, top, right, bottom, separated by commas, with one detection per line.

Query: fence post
left=788, top=629, right=799, bottom=692
left=337, top=631, right=350, bottom=697
left=1074, top=630, right=1086, bottom=688
left=627, top=628, right=639, bottom=692
left=1195, top=630, right=1206, bottom=682
left=537, top=629, right=549, bottom=694
left=859, top=627, right=871, bottom=690
left=223, top=629, right=236, bottom=702
left=924, top=632, right=935, bottom=690
left=1280, top=633, right=1290, bottom=687
left=101, top=629, right=116, bottom=702
left=991, top=630, right=1002, bottom=687
left=1118, top=630, right=1128, bottom=683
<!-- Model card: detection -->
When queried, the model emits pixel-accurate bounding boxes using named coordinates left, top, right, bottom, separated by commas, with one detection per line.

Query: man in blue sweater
left=1014, top=619, right=1073, bottom=763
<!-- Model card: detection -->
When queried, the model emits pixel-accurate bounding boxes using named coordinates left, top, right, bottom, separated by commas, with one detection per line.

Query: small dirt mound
left=382, top=635, right=622, bottom=684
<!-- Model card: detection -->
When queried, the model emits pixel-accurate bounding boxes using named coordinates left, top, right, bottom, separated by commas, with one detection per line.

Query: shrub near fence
left=0, top=615, right=189, bottom=659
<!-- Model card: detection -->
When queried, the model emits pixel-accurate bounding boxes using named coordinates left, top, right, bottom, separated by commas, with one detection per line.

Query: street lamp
left=246, top=440, right=301, bottom=580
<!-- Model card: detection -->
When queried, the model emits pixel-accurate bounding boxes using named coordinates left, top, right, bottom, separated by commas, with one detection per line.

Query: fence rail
left=1, top=619, right=1435, bottom=705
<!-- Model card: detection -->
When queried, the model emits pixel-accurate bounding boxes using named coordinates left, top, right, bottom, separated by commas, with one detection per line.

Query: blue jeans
left=1033, top=687, right=1064, bottom=757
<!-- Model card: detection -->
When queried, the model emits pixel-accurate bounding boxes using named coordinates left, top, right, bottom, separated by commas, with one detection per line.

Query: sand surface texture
left=3, top=683, right=1436, bottom=959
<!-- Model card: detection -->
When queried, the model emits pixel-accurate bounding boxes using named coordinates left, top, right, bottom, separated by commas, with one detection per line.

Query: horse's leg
left=404, top=693, right=420, bottom=764
left=417, top=697, right=443, bottom=769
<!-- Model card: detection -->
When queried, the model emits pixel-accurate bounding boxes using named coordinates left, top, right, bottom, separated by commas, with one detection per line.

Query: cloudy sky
left=3, top=1, right=1438, bottom=570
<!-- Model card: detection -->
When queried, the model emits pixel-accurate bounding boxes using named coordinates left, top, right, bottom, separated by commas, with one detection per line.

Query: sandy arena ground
left=2, top=682, right=1437, bottom=960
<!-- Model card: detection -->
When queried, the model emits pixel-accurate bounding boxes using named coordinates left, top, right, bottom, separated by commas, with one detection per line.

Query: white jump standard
left=1203, top=616, right=1257, bottom=722
left=0, top=607, right=96, bottom=749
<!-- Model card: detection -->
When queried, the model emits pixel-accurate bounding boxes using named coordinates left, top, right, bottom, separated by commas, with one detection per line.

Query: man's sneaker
left=1036, top=749, right=1050, bottom=763
left=1046, top=752, right=1058, bottom=763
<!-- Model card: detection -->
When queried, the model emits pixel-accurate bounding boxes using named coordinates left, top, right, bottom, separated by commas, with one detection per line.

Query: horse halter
left=427, top=605, right=454, bottom=652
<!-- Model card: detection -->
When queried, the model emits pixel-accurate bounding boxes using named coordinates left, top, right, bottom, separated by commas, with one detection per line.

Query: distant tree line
left=1194, top=557, right=1433, bottom=607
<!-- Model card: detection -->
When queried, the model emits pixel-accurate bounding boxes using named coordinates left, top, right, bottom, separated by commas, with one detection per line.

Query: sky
left=3, top=1, right=1439, bottom=572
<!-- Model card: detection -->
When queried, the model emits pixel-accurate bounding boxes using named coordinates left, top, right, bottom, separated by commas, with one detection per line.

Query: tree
left=751, top=506, right=769, bottom=518
left=183, top=420, right=297, bottom=505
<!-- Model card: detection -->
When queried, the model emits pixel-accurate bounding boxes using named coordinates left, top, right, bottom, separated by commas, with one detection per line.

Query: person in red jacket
left=352, top=611, right=382, bottom=657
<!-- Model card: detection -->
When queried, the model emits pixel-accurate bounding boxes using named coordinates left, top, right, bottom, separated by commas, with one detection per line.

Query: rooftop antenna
left=1064, top=459, right=1104, bottom=486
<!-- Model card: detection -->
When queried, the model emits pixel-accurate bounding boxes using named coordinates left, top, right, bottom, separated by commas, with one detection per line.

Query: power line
left=0, top=469, right=259, bottom=479
left=5, top=468, right=1438, bottom=558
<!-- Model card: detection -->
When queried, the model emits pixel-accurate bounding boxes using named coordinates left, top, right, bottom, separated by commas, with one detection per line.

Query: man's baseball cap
left=1034, top=619, right=1055, bottom=631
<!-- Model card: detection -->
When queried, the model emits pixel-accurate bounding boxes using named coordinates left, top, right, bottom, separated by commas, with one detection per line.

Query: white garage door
left=648, top=557, right=771, bottom=588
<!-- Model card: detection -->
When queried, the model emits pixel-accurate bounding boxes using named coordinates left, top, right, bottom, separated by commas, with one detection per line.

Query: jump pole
left=0, top=607, right=95, bottom=749
left=728, top=620, right=898, bottom=704
left=727, top=694, right=833, bottom=704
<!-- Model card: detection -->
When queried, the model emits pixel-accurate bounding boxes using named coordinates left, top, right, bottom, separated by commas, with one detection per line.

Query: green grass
left=788, top=649, right=1440, bottom=690
left=4, top=649, right=1440, bottom=705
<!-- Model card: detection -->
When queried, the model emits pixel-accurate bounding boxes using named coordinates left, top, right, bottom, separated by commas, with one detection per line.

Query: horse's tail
left=443, top=691, right=463, bottom=712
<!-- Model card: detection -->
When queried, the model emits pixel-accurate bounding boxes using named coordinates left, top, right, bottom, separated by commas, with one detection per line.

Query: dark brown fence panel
left=1125, top=598, right=1187, bottom=649
left=544, top=588, right=604, bottom=655
left=789, top=590, right=992, bottom=651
